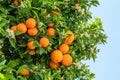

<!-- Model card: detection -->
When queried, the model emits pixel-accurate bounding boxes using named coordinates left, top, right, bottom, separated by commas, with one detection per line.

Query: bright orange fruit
left=39, top=37, right=49, bottom=48
left=19, top=68, right=30, bottom=76
left=64, top=30, right=75, bottom=45
left=26, top=18, right=36, bottom=29
left=59, top=44, right=69, bottom=54
left=14, top=0, right=18, bottom=6
left=47, top=28, right=55, bottom=36
left=10, top=25, right=17, bottom=31
left=17, top=23, right=27, bottom=34
left=27, top=27, right=38, bottom=36
left=50, top=50, right=63, bottom=63
left=27, top=41, right=36, bottom=50
left=48, top=22, right=54, bottom=27
left=61, top=54, right=72, bottom=66
left=49, top=60, right=60, bottom=69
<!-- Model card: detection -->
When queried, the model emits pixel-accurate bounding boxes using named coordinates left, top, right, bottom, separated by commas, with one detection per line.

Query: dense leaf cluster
left=0, top=0, right=107, bottom=80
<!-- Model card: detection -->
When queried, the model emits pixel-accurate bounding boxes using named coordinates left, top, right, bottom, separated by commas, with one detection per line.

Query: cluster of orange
left=49, top=30, right=75, bottom=69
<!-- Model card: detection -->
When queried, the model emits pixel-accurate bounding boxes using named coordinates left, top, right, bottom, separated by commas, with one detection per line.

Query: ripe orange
left=47, top=28, right=55, bottom=36
left=29, top=50, right=36, bottom=55
left=48, top=22, right=54, bottom=27
left=52, top=10, right=59, bottom=16
left=27, top=41, right=36, bottom=50
left=19, top=68, right=30, bottom=76
left=50, top=50, right=63, bottom=63
left=64, top=30, right=75, bottom=45
left=14, top=0, right=18, bottom=6
left=10, top=25, right=17, bottom=31
left=39, top=37, right=49, bottom=48
left=13, top=0, right=22, bottom=6
left=26, top=18, right=36, bottom=29
left=17, top=23, right=27, bottom=34
left=61, top=54, right=72, bottom=66
left=59, top=44, right=69, bottom=54
left=75, top=3, right=80, bottom=8
left=49, top=60, right=60, bottom=69
left=27, top=27, right=38, bottom=36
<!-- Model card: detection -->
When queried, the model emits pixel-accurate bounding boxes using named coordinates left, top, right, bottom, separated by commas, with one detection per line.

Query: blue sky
left=86, top=0, right=120, bottom=80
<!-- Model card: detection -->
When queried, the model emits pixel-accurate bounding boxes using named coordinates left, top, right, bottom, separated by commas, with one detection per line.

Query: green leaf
left=7, top=60, right=19, bottom=68
left=8, top=38, right=16, bottom=48
left=0, top=28, right=7, bottom=36
left=0, top=60, right=6, bottom=66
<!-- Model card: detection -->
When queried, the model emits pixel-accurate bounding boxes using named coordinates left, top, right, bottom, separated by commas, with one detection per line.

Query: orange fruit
left=61, top=54, right=72, bottom=66
left=17, top=23, right=27, bottom=34
left=20, top=68, right=30, bottom=76
left=10, top=25, right=17, bottom=31
left=59, top=44, right=69, bottom=54
left=49, top=60, right=60, bottom=69
left=47, top=28, right=55, bottom=36
left=27, top=41, right=36, bottom=50
left=14, top=0, right=18, bottom=6
left=48, top=22, right=54, bottom=27
left=27, top=27, right=38, bottom=36
left=13, top=0, right=22, bottom=6
left=29, top=50, right=36, bottom=55
left=75, top=3, right=80, bottom=8
left=52, top=10, right=59, bottom=16
left=50, top=50, right=63, bottom=63
left=64, top=30, right=75, bottom=45
left=39, top=37, right=49, bottom=48
left=26, top=18, right=36, bottom=29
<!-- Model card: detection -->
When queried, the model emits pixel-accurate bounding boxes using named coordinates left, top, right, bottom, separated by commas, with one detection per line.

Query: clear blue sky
left=86, top=0, right=120, bottom=80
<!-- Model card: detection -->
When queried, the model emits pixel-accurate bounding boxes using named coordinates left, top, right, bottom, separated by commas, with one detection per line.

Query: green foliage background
left=0, top=0, right=107, bottom=80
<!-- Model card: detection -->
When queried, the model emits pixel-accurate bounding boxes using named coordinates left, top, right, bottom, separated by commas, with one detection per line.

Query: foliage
left=0, top=0, right=107, bottom=80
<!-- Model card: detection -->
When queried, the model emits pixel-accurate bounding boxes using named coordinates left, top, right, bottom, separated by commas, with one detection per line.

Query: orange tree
left=0, top=0, right=107, bottom=80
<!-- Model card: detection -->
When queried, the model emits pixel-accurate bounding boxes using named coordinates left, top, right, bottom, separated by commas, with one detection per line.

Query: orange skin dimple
left=49, top=60, right=60, bottom=69
left=39, top=37, right=49, bottom=48
left=27, top=41, right=36, bottom=50
left=26, top=18, right=36, bottom=29
left=27, top=27, right=38, bottom=36
left=59, top=44, right=69, bottom=54
left=61, top=54, right=72, bottom=66
left=17, top=23, right=27, bottom=34
left=50, top=50, right=63, bottom=63
left=10, top=25, right=17, bottom=31
left=47, top=28, right=55, bottom=36
left=20, top=68, right=30, bottom=76
left=48, top=22, right=54, bottom=27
